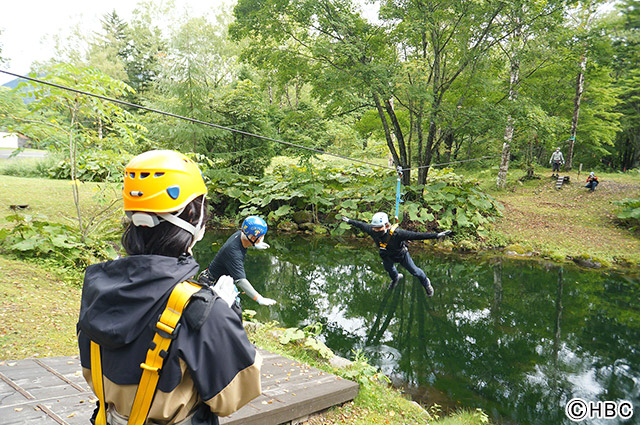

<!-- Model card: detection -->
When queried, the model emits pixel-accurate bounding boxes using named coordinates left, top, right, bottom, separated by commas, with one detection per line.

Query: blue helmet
left=242, top=216, right=268, bottom=239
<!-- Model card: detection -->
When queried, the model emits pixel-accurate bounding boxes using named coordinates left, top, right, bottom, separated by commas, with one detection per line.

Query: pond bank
left=0, top=256, right=493, bottom=425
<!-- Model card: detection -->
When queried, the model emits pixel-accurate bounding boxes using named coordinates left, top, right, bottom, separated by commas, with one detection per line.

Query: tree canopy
left=3, top=0, right=638, bottom=181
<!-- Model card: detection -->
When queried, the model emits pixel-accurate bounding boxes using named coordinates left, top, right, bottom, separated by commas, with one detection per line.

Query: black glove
left=437, top=230, right=452, bottom=238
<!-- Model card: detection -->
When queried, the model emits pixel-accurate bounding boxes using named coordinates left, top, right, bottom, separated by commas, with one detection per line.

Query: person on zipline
left=549, top=147, right=565, bottom=178
left=77, top=150, right=262, bottom=425
left=199, top=216, right=277, bottom=307
left=342, top=212, right=452, bottom=297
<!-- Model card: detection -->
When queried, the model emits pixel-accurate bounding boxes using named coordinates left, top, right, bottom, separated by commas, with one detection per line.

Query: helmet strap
left=242, top=230, right=258, bottom=246
left=158, top=211, right=197, bottom=235
left=127, top=197, right=206, bottom=253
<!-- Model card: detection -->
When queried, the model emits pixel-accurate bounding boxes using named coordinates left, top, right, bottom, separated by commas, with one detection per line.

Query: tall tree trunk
left=421, top=112, right=438, bottom=185
left=384, top=98, right=410, bottom=184
left=567, top=53, right=587, bottom=170
left=69, top=105, right=85, bottom=242
left=417, top=104, right=427, bottom=184
left=443, top=130, right=454, bottom=164
left=419, top=41, right=441, bottom=185
left=496, top=77, right=518, bottom=188
left=372, top=92, right=401, bottom=169
left=497, top=17, right=521, bottom=190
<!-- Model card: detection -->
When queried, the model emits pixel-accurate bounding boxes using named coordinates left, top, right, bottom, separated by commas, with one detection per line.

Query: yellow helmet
left=123, top=150, right=207, bottom=213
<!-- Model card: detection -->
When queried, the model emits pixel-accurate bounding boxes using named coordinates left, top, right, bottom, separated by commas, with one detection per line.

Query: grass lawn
left=0, top=256, right=81, bottom=360
left=0, top=175, right=122, bottom=229
left=485, top=169, right=640, bottom=266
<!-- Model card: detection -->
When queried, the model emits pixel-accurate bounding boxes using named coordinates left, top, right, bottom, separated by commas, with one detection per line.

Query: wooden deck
left=0, top=349, right=359, bottom=425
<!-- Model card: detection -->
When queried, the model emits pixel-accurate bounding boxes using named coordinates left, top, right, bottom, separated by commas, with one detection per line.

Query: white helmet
left=371, top=212, right=389, bottom=228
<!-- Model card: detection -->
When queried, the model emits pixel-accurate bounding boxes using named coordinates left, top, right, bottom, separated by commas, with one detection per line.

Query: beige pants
left=106, top=408, right=197, bottom=425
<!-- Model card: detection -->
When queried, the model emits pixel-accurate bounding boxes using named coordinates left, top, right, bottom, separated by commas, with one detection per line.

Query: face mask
left=187, top=201, right=206, bottom=254
left=243, top=231, right=264, bottom=246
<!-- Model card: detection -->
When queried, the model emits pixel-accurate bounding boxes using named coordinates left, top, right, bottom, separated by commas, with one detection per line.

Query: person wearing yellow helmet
left=77, top=150, right=262, bottom=425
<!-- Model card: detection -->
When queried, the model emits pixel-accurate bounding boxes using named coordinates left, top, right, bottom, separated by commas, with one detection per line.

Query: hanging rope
left=394, top=166, right=403, bottom=223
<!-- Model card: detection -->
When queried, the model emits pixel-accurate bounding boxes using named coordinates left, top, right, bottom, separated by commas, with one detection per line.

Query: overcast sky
left=0, top=0, right=233, bottom=85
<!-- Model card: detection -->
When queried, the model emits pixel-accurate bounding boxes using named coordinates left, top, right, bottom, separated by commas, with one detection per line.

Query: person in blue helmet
left=342, top=212, right=451, bottom=297
left=199, top=216, right=277, bottom=306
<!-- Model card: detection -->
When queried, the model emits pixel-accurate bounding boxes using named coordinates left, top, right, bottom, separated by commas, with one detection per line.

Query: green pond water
left=193, top=231, right=640, bottom=425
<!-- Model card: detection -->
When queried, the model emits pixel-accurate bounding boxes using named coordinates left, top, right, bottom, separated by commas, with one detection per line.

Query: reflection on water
left=193, top=231, right=640, bottom=425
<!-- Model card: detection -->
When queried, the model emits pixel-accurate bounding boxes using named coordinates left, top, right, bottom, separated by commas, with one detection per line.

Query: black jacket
left=345, top=219, right=439, bottom=259
left=77, top=255, right=261, bottom=424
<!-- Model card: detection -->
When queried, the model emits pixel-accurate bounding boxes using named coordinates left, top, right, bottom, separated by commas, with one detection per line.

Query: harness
left=378, top=224, right=399, bottom=250
left=90, top=280, right=202, bottom=425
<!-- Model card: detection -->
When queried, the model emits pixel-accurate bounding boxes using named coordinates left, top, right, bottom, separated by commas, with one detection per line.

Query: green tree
left=146, top=11, right=241, bottom=152
left=232, top=0, right=524, bottom=185
left=382, top=0, right=509, bottom=185
left=16, top=64, right=145, bottom=241
left=612, top=0, right=640, bottom=170
left=495, top=0, right=566, bottom=187
left=85, top=10, right=130, bottom=82
left=0, top=87, right=29, bottom=131
left=206, top=79, right=274, bottom=176
left=231, top=0, right=405, bottom=178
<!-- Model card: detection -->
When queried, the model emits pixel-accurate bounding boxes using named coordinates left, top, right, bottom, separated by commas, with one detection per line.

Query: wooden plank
left=0, top=358, right=95, bottom=425
left=555, top=175, right=564, bottom=189
left=0, top=349, right=358, bottom=425
left=34, top=357, right=89, bottom=392
left=220, top=351, right=359, bottom=425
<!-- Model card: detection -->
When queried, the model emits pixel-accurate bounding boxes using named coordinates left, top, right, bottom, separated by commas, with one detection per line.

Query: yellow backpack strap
left=389, top=223, right=399, bottom=235
left=128, top=280, right=202, bottom=425
left=90, top=341, right=108, bottom=425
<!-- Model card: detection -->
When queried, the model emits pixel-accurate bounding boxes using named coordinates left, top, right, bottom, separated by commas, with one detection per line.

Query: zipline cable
left=0, top=70, right=502, bottom=175
left=403, top=155, right=503, bottom=172
left=0, top=70, right=393, bottom=171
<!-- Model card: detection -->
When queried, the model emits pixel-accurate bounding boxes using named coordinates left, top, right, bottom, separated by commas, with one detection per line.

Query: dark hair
left=121, top=195, right=209, bottom=257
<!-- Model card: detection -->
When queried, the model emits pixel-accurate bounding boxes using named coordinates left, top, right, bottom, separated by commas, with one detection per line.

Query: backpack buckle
left=155, top=319, right=181, bottom=340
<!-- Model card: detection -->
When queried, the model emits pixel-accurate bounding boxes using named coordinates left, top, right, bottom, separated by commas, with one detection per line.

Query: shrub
left=613, top=198, right=640, bottom=230
left=204, top=164, right=502, bottom=238
left=0, top=153, right=62, bottom=178
left=48, top=150, right=130, bottom=182
left=0, top=213, right=119, bottom=270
